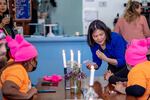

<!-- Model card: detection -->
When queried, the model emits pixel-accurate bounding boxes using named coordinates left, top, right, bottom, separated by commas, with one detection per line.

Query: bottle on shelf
left=113, top=13, right=119, bottom=26
left=142, top=0, right=148, bottom=6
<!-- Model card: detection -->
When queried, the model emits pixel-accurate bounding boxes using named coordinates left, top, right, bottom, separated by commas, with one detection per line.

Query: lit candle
left=89, top=65, right=95, bottom=86
left=62, top=49, right=67, bottom=68
left=70, top=49, right=74, bottom=68
left=78, top=50, right=81, bottom=68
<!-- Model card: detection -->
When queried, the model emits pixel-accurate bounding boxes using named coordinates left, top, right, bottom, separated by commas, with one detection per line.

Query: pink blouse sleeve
left=142, top=15, right=150, bottom=37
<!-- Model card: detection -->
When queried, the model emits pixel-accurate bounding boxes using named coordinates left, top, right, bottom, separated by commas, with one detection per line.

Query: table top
left=32, top=77, right=137, bottom=100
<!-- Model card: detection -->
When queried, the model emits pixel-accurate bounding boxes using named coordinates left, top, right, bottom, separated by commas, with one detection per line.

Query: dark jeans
left=147, top=54, right=150, bottom=61
left=107, top=64, right=129, bottom=84
left=107, top=55, right=150, bottom=84
left=107, top=64, right=126, bottom=74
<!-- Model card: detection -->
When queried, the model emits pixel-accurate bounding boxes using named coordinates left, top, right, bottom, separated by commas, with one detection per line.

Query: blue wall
left=51, top=0, right=83, bottom=35
left=26, top=36, right=107, bottom=84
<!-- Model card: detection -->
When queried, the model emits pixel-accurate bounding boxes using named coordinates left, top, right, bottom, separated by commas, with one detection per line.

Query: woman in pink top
left=114, top=1, right=150, bottom=42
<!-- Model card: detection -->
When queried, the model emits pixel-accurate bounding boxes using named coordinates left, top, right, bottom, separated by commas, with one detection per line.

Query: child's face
left=0, top=0, right=7, bottom=14
left=92, top=29, right=106, bottom=46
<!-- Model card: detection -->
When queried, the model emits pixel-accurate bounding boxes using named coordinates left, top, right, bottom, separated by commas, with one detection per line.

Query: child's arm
left=126, top=85, right=145, bottom=97
left=2, top=80, right=37, bottom=100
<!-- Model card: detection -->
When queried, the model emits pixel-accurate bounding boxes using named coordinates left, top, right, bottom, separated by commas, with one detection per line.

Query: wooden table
left=32, top=77, right=137, bottom=100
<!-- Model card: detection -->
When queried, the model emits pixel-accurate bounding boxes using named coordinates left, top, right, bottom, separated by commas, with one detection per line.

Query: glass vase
left=70, top=79, right=81, bottom=94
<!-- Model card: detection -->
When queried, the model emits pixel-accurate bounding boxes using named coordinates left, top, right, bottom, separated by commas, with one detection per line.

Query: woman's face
left=92, top=29, right=106, bottom=46
left=0, top=0, right=7, bottom=15
left=135, top=5, right=142, bottom=14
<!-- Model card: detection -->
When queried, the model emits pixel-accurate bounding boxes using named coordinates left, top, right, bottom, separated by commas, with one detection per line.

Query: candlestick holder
left=64, top=60, right=86, bottom=94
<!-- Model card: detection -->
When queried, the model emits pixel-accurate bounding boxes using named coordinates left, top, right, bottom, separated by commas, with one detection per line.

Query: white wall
left=83, top=0, right=129, bottom=34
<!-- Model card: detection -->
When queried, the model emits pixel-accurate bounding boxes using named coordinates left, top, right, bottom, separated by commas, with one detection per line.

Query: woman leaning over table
left=86, top=19, right=129, bottom=84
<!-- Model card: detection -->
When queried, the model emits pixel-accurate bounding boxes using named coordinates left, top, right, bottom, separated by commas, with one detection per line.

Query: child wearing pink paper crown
left=113, top=38, right=150, bottom=100
left=0, top=34, right=38, bottom=100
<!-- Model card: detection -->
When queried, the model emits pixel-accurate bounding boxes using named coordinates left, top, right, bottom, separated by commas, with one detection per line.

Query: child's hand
left=28, top=87, right=37, bottom=98
left=31, top=87, right=37, bottom=94
left=122, top=81, right=127, bottom=87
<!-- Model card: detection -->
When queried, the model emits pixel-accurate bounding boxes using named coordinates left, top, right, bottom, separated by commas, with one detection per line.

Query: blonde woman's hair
left=124, top=1, right=141, bottom=23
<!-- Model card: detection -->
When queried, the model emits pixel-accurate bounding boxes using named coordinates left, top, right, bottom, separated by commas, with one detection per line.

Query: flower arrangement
left=64, top=61, right=87, bottom=80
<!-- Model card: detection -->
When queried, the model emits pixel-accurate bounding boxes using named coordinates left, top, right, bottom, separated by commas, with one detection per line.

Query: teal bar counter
left=25, top=36, right=107, bottom=84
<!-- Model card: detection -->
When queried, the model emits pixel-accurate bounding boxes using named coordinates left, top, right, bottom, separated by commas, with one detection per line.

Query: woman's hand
left=112, top=81, right=126, bottom=94
left=96, top=50, right=107, bottom=61
left=2, top=17, right=10, bottom=25
left=104, top=70, right=113, bottom=80
left=96, top=50, right=118, bottom=66
left=86, top=63, right=98, bottom=70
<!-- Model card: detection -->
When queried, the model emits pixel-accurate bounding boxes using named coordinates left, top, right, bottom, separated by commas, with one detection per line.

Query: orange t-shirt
left=127, top=61, right=150, bottom=100
left=0, top=63, right=31, bottom=94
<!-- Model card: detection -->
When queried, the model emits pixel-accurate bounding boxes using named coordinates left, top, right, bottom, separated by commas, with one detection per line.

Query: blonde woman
left=114, top=1, right=150, bottom=42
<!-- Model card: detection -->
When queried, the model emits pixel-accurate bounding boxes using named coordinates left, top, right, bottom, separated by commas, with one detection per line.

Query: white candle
left=89, top=65, right=95, bottom=86
left=62, top=49, right=67, bottom=68
left=70, top=49, right=74, bottom=68
left=78, top=50, right=81, bottom=68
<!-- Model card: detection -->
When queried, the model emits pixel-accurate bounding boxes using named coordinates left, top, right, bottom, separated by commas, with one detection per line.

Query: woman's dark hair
left=3, top=0, right=9, bottom=15
left=87, top=20, right=111, bottom=47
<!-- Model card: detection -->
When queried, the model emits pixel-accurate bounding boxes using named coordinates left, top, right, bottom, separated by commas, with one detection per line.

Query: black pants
left=107, top=64, right=127, bottom=74
left=107, top=64, right=129, bottom=84
left=147, top=54, right=150, bottom=61
left=108, top=55, right=150, bottom=84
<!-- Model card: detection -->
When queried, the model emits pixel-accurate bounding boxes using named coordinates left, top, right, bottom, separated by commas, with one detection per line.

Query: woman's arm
left=2, top=80, right=37, bottom=100
left=96, top=49, right=118, bottom=65
left=90, top=46, right=102, bottom=69
left=113, top=33, right=127, bottom=67
left=105, top=57, right=118, bottom=66
left=142, top=15, right=150, bottom=37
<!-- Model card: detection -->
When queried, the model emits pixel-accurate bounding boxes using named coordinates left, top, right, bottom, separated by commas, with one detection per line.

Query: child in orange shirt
left=113, top=38, right=150, bottom=100
left=0, top=34, right=38, bottom=99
